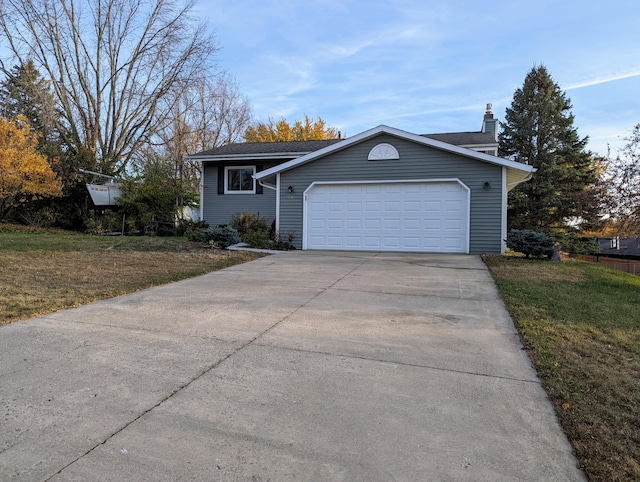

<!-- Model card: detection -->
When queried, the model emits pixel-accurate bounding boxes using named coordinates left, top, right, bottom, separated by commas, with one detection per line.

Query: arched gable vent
left=368, top=143, right=399, bottom=160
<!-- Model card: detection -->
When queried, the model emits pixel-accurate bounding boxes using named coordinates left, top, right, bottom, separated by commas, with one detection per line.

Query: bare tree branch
left=0, top=0, right=219, bottom=173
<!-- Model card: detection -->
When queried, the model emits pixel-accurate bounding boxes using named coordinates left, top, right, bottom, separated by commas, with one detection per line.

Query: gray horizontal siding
left=201, top=162, right=277, bottom=226
left=278, top=134, right=503, bottom=254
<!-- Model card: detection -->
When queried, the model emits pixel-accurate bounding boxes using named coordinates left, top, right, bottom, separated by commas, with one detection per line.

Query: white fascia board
left=255, top=125, right=535, bottom=180
left=460, top=143, right=499, bottom=150
left=185, top=152, right=310, bottom=162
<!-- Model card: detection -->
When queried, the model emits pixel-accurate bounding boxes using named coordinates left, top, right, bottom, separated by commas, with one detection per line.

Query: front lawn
left=484, top=256, right=640, bottom=481
left=0, top=224, right=262, bottom=324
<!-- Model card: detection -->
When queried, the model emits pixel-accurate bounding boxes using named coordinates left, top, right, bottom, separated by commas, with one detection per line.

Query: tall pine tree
left=500, top=66, right=596, bottom=234
left=0, top=60, right=60, bottom=150
left=0, top=62, right=91, bottom=228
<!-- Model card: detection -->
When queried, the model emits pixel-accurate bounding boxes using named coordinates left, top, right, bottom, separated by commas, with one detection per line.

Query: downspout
left=199, top=160, right=204, bottom=222
left=275, top=173, right=280, bottom=232
left=258, top=180, right=277, bottom=191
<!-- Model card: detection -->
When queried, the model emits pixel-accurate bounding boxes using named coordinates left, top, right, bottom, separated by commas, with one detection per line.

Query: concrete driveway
left=0, top=251, right=583, bottom=481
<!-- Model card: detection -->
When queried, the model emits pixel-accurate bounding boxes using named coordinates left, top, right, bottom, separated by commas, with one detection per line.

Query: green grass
left=0, top=224, right=262, bottom=324
left=483, top=255, right=640, bottom=481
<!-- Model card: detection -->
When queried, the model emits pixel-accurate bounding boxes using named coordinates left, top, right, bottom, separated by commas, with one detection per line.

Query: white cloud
left=565, top=71, right=640, bottom=91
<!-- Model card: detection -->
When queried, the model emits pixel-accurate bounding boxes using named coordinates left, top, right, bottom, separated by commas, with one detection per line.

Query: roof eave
left=255, top=125, right=535, bottom=180
left=185, top=152, right=312, bottom=162
left=460, top=143, right=499, bottom=150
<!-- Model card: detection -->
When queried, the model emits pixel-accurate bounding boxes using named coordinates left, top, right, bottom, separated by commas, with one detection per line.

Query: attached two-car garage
left=303, top=180, right=470, bottom=253
left=249, top=126, right=535, bottom=254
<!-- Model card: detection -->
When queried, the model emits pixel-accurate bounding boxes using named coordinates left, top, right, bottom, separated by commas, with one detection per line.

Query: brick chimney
left=481, top=103, right=498, bottom=140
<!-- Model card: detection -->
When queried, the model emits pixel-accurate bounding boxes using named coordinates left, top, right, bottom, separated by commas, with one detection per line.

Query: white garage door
left=304, top=180, right=469, bottom=253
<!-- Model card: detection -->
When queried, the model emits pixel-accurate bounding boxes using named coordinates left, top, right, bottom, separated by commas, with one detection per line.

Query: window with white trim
left=225, top=166, right=255, bottom=194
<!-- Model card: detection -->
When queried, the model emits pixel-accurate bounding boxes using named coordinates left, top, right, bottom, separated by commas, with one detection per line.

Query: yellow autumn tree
left=0, top=116, right=62, bottom=220
left=244, top=115, right=340, bottom=142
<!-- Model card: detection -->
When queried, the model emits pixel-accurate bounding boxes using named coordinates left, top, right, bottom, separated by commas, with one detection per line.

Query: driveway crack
left=253, top=342, right=541, bottom=384
left=44, top=256, right=374, bottom=481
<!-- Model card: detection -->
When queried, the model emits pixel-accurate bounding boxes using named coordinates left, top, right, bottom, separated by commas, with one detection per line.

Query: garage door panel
left=425, top=219, right=441, bottom=229
left=444, top=238, right=464, bottom=249
left=403, top=237, right=420, bottom=248
left=365, top=201, right=381, bottom=212
left=385, top=219, right=401, bottom=230
left=404, top=219, right=420, bottom=230
left=310, top=219, right=325, bottom=229
left=305, top=182, right=468, bottom=253
left=384, top=201, right=401, bottom=212
left=383, top=237, right=401, bottom=249
left=365, top=219, right=381, bottom=229
left=425, top=201, right=442, bottom=211
left=310, top=201, right=325, bottom=209
left=444, top=219, right=462, bottom=229
left=424, top=237, right=442, bottom=248
left=346, top=236, right=362, bottom=248
left=404, top=201, right=421, bottom=211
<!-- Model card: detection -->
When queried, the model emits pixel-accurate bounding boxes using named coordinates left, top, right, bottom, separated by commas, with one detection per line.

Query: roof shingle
left=188, top=130, right=498, bottom=159
left=188, top=139, right=342, bottom=157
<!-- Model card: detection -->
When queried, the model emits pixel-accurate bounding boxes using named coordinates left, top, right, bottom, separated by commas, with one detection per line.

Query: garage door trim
left=302, top=178, right=470, bottom=253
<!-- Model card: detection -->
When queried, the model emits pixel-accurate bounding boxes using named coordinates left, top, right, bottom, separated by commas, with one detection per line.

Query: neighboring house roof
left=422, top=131, right=497, bottom=147
left=254, top=125, right=535, bottom=190
left=599, top=237, right=640, bottom=256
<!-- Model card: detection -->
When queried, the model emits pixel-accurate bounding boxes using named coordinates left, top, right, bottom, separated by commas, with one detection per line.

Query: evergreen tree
left=0, top=60, right=60, bottom=149
left=500, top=66, right=597, bottom=234
left=0, top=62, right=91, bottom=229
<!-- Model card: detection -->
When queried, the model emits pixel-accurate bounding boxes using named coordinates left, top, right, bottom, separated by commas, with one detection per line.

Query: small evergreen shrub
left=181, top=220, right=210, bottom=241
left=270, top=231, right=296, bottom=251
left=204, top=225, right=240, bottom=249
left=231, top=212, right=270, bottom=238
left=243, top=229, right=270, bottom=249
left=506, top=229, right=555, bottom=259
left=229, top=212, right=296, bottom=250
left=84, top=210, right=123, bottom=235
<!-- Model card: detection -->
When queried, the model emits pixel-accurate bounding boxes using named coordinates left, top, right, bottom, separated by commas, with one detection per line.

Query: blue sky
left=197, top=0, right=640, bottom=156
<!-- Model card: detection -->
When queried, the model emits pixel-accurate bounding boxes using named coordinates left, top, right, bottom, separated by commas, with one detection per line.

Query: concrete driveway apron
left=0, top=251, right=584, bottom=481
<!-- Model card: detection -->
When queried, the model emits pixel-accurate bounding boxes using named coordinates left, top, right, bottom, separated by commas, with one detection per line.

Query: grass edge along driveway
left=0, top=225, right=262, bottom=325
left=483, top=255, right=640, bottom=482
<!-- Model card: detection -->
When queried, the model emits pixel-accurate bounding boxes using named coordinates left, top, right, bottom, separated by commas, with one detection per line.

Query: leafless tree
left=609, top=124, right=640, bottom=235
left=153, top=73, right=252, bottom=216
left=0, top=0, right=218, bottom=174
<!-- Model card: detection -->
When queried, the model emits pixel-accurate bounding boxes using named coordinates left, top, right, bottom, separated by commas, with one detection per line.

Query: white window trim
left=224, top=165, right=256, bottom=194
left=368, top=143, right=400, bottom=160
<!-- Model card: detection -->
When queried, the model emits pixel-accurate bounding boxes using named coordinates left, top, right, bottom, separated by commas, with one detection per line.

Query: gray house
left=187, top=108, right=535, bottom=254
